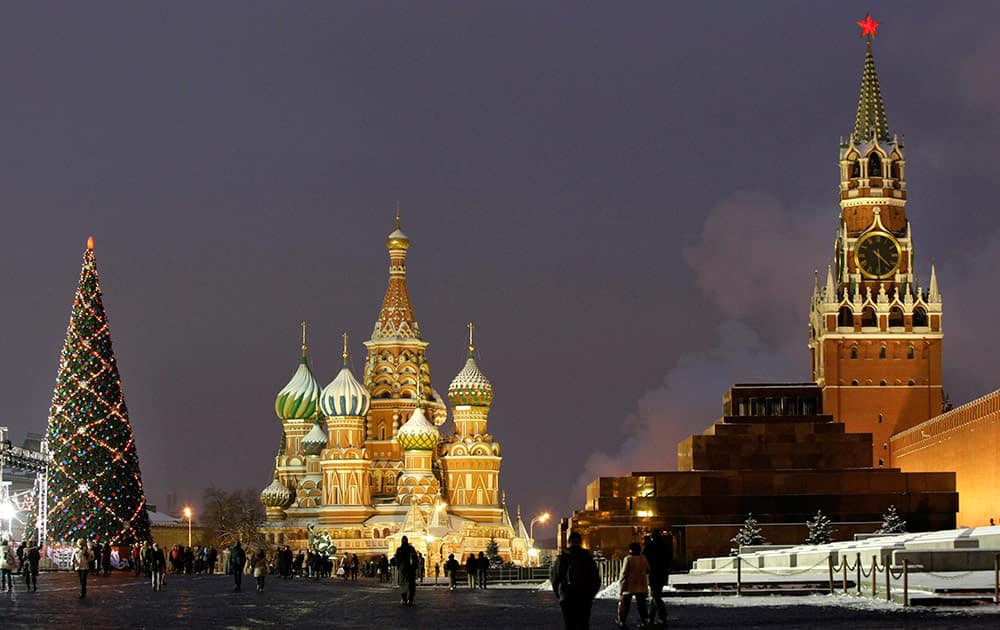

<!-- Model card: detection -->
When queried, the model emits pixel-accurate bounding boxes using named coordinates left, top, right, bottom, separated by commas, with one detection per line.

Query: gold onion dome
left=275, top=324, right=320, bottom=420
left=448, top=323, right=493, bottom=407
left=386, top=206, right=410, bottom=251
left=260, top=472, right=294, bottom=509
left=396, top=406, right=440, bottom=451
left=300, top=418, right=328, bottom=456
left=320, top=334, right=371, bottom=418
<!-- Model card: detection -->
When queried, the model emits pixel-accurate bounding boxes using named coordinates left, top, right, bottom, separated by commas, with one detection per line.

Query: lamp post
left=529, top=512, right=550, bottom=567
left=183, top=506, right=192, bottom=548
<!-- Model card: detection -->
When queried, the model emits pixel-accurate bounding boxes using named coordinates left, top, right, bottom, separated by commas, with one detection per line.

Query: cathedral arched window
left=890, top=160, right=901, bottom=180
left=851, top=379, right=859, bottom=386
left=880, top=379, right=887, bottom=386
left=868, top=152, right=882, bottom=178
left=889, top=306, right=904, bottom=328
left=907, top=346, right=915, bottom=359
left=838, top=306, right=854, bottom=327
left=378, top=424, right=386, bottom=440
left=913, top=306, right=928, bottom=327
left=851, top=159, right=861, bottom=178
left=850, top=346, right=858, bottom=359
left=861, top=307, right=876, bottom=328
left=879, top=346, right=887, bottom=359
left=908, top=379, right=916, bottom=386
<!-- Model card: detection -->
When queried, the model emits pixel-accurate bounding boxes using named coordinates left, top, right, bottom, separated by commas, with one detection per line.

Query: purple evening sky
left=2, top=2, right=999, bottom=530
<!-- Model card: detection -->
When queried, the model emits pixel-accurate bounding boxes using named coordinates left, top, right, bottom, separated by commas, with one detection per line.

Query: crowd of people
left=549, top=529, right=673, bottom=630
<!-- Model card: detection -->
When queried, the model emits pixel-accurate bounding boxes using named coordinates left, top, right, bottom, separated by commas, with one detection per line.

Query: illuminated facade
left=261, top=217, right=529, bottom=564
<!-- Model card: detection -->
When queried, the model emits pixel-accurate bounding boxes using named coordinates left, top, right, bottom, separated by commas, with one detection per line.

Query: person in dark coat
left=148, top=542, right=166, bottom=591
left=444, top=553, right=460, bottom=590
left=394, top=536, right=418, bottom=606
left=465, top=553, right=477, bottom=589
left=642, top=529, right=673, bottom=627
left=228, top=541, right=246, bottom=592
left=476, top=551, right=488, bottom=589
left=550, top=531, right=601, bottom=630
left=23, top=540, right=40, bottom=592
left=101, top=541, right=112, bottom=576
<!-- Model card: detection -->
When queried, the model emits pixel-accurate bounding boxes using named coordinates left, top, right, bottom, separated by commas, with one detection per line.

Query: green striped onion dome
left=275, top=357, right=320, bottom=420
left=260, top=473, right=294, bottom=509
left=300, top=419, right=328, bottom=456
left=447, top=355, right=493, bottom=407
left=396, top=407, right=440, bottom=451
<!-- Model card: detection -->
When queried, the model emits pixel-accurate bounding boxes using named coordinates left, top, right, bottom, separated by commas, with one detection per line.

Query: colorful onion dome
left=300, top=419, right=328, bottom=456
left=396, top=406, right=440, bottom=451
left=320, top=334, right=371, bottom=418
left=448, top=323, right=494, bottom=406
left=260, top=472, right=294, bottom=509
left=275, top=324, right=320, bottom=420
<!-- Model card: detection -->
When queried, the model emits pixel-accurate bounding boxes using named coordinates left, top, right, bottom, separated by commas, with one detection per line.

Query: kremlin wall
left=563, top=34, right=1000, bottom=564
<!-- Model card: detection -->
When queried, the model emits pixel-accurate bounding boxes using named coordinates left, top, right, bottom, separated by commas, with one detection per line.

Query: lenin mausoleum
left=565, top=26, right=1000, bottom=565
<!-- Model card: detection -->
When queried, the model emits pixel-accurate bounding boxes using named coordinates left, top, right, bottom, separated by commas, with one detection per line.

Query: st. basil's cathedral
left=258, top=216, right=530, bottom=563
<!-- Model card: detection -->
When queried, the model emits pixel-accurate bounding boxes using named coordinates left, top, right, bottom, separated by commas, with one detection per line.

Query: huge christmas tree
left=42, top=237, right=150, bottom=545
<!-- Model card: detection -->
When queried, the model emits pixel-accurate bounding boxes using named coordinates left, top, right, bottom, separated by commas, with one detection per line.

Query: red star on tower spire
left=857, top=13, right=880, bottom=38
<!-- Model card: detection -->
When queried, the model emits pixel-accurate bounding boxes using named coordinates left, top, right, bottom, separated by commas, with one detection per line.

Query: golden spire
left=342, top=332, right=349, bottom=367
left=395, top=200, right=401, bottom=230
left=300, top=321, right=308, bottom=360
left=467, top=321, right=475, bottom=358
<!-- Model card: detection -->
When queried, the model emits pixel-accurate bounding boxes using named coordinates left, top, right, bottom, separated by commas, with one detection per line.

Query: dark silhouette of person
left=228, top=541, right=246, bottom=592
left=550, top=531, right=601, bottom=630
left=642, top=529, right=673, bottom=626
left=394, top=536, right=419, bottom=606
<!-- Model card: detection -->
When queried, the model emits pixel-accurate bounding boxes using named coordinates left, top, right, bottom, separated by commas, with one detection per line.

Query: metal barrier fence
left=705, top=552, right=1000, bottom=607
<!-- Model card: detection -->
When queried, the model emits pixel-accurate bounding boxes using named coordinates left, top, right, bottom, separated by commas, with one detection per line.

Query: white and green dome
left=260, top=473, right=294, bottom=509
left=301, top=419, right=328, bottom=456
left=396, top=407, right=440, bottom=451
left=321, top=365, right=370, bottom=418
left=448, top=354, right=493, bottom=407
left=275, top=353, right=320, bottom=421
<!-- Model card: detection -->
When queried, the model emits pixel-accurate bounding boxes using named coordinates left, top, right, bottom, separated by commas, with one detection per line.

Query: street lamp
left=183, top=506, right=192, bottom=548
left=529, top=512, right=550, bottom=567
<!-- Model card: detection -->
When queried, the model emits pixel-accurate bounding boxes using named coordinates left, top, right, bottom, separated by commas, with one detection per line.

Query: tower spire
left=342, top=332, right=349, bottom=367
left=300, top=321, right=308, bottom=361
left=853, top=29, right=891, bottom=143
left=467, top=321, right=475, bottom=357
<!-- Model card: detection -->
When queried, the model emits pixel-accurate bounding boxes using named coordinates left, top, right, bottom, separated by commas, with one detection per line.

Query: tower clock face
left=855, top=232, right=901, bottom=279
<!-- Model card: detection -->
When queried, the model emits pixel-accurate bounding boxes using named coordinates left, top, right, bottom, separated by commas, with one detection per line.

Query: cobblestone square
left=3, top=571, right=1000, bottom=629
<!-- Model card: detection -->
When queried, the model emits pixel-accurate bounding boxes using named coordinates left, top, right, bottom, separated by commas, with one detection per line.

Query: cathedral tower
left=318, top=334, right=374, bottom=522
left=363, top=211, right=447, bottom=500
left=809, top=23, right=943, bottom=467
left=440, top=324, right=502, bottom=522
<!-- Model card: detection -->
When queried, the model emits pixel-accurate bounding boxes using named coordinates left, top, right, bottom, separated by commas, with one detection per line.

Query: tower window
left=907, top=346, right=915, bottom=359
left=838, top=306, right=853, bottom=327
left=868, top=153, right=882, bottom=178
left=850, top=346, right=858, bottom=359
left=890, top=161, right=901, bottom=180
left=861, top=307, right=876, bottom=327
left=378, top=424, right=386, bottom=440
left=889, top=307, right=904, bottom=328
left=913, top=307, right=928, bottom=327
left=878, top=458, right=884, bottom=467
left=879, top=346, right=887, bottom=359
left=880, top=379, right=887, bottom=386
left=908, top=379, right=916, bottom=386
left=851, top=379, right=859, bottom=386
left=851, top=159, right=861, bottom=178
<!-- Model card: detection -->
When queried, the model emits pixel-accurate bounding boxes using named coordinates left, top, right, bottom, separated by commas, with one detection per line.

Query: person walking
left=0, top=539, right=14, bottom=592
left=550, top=531, right=601, bottom=630
left=252, top=549, right=269, bottom=592
left=617, top=542, right=650, bottom=629
left=444, top=553, right=460, bottom=590
left=149, top=542, right=166, bottom=591
left=476, top=551, right=488, bottom=589
left=101, top=541, right=112, bottom=576
left=642, top=530, right=672, bottom=627
left=72, top=539, right=94, bottom=598
left=23, top=540, right=40, bottom=592
left=228, top=541, right=246, bottom=592
left=465, top=553, right=477, bottom=589
left=394, top=535, right=419, bottom=606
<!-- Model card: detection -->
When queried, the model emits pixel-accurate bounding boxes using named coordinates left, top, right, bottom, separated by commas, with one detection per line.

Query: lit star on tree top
left=857, top=13, right=880, bottom=38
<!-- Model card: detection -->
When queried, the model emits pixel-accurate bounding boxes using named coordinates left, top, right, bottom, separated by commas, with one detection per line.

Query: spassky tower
left=808, top=15, right=943, bottom=467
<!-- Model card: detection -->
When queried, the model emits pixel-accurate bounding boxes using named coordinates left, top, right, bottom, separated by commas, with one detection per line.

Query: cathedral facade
left=259, top=218, right=530, bottom=564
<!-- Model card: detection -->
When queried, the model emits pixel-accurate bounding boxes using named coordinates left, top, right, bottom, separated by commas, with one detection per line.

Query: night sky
left=3, top=2, right=999, bottom=534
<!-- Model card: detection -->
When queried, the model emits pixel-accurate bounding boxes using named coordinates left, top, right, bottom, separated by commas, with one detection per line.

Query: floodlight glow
left=0, top=502, right=15, bottom=520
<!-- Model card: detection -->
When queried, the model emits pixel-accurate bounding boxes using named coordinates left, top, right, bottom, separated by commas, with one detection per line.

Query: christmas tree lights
left=40, top=237, right=150, bottom=545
